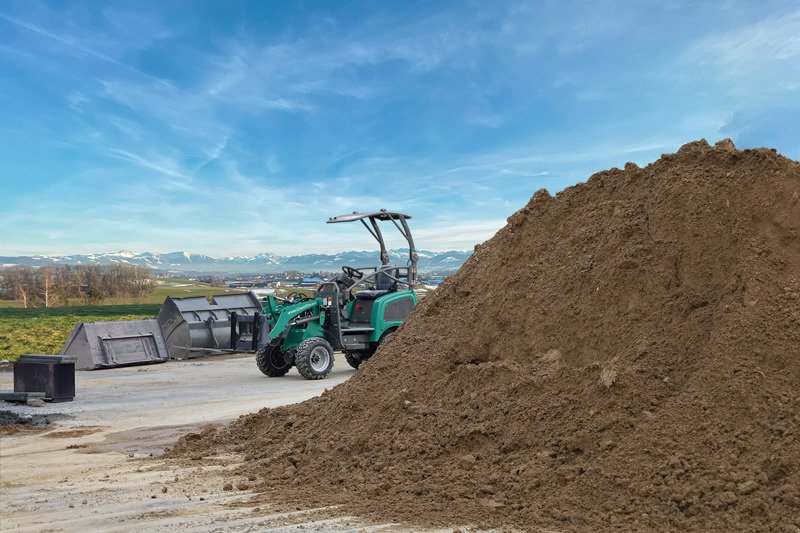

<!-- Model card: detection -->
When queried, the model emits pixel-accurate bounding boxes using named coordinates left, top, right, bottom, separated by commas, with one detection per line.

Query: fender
left=369, top=290, right=418, bottom=342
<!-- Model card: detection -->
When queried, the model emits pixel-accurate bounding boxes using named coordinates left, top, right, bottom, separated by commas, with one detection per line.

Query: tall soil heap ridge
left=173, top=140, right=800, bottom=531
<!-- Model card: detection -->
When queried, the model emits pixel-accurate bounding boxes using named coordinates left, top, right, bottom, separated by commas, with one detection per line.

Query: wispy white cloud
left=191, top=135, right=229, bottom=173
left=682, top=9, right=800, bottom=100
left=105, top=115, right=144, bottom=141
left=2, top=1, right=798, bottom=257
left=97, top=79, right=221, bottom=140
left=102, top=155, right=191, bottom=189
left=414, top=219, right=506, bottom=249
left=688, top=9, right=800, bottom=68
left=0, top=13, right=180, bottom=91
left=436, top=138, right=681, bottom=179
left=236, top=95, right=314, bottom=113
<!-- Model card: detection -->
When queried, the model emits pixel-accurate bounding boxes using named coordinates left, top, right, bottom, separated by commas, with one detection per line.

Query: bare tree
left=0, top=263, right=157, bottom=307
left=39, top=266, right=57, bottom=307
left=53, top=265, right=73, bottom=303
left=5, top=267, right=35, bottom=308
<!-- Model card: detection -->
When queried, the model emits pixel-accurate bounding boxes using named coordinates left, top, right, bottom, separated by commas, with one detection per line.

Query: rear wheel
left=349, top=329, right=396, bottom=369
left=295, top=337, right=335, bottom=380
left=255, top=344, right=291, bottom=377
left=344, top=350, right=364, bottom=369
left=373, top=328, right=395, bottom=356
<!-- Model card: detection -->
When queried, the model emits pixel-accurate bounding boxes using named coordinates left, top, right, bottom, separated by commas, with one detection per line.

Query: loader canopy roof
left=327, top=210, right=412, bottom=223
left=325, top=209, right=417, bottom=285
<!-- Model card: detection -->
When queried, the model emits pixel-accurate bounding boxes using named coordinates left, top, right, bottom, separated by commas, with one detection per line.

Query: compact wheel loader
left=250, top=210, right=419, bottom=380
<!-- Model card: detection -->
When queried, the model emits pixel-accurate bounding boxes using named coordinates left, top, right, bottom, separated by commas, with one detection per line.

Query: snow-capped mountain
left=0, top=249, right=471, bottom=273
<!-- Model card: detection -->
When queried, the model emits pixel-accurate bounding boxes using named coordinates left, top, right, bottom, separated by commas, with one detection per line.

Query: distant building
left=227, top=280, right=270, bottom=288
left=297, top=276, right=323, bottom=288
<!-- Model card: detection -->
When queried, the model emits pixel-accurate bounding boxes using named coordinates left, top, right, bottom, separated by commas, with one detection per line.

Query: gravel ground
left=0, top=355, right=449, bottom=532
left=1, top=353, right=351, bottom=428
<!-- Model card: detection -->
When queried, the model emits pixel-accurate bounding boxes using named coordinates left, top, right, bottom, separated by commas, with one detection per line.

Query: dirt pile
left=0, top=409, right=53, bottom=434
left=172, top=140, right=800, bottom=531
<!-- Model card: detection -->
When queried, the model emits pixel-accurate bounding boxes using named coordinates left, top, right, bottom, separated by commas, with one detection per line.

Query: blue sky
left=1, top=0, right=798, bottom=256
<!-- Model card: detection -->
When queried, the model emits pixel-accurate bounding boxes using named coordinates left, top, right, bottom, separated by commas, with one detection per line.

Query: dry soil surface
left=0, top=355, right=451, bottom=532
left=172, top=140, right=800, bottom=532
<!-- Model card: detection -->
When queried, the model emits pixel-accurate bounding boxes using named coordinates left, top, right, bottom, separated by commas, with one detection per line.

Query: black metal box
left=14, top=354, right=76, bottom=402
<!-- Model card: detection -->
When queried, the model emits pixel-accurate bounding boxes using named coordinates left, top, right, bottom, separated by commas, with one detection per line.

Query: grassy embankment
left=0, top=304, right=160, bottom=362
left=0, top=279, right=242, bottom=361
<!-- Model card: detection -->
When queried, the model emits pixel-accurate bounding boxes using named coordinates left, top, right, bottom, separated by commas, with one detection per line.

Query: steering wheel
left=342, top=266, right=363, bottom=279
left=286, top=291, right=311, bottom=301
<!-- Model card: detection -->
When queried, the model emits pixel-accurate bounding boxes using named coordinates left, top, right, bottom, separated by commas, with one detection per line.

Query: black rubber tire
left=255, top=344, right=291, bottom=377
left=344, top=350, right=363, bottom=369
left=373, top=329, right=395, bottom=355
left=379, top=330, right=394, bottom=345
left=355, top=329, right=396, bottom=368
left=294, top=337, right=335, bottom=380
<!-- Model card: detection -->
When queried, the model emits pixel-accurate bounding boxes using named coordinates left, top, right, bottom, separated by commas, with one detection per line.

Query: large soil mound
left=173, top=140, right=800, bottom=531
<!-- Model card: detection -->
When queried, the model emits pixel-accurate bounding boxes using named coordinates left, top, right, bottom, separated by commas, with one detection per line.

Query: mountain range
left=0, top=249, right=471, bottom=274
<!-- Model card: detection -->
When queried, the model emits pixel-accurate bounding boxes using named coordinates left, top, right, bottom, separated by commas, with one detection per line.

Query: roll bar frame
left=327, top=209, right=418, bottom=285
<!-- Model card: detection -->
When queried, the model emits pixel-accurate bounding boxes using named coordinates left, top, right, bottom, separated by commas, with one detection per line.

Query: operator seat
left=356, top=264, right=399, bottom=300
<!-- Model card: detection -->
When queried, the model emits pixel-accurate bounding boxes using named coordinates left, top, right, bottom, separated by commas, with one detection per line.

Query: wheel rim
left=309, top=346, right=330, bottom=372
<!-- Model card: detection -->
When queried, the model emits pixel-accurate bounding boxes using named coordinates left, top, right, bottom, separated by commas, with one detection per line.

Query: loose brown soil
left=171, top=139, right=800, bottom=531
left=0, top=409, right=52, bottom=435
left=0, top=424, right=43, bottom=436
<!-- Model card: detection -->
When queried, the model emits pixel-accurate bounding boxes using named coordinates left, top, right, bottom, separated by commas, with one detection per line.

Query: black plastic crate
left=14, top=355, right=76, bottom=402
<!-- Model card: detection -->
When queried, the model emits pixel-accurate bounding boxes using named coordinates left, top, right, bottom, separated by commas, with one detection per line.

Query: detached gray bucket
left=60, top=319, right=169, bottom=370
left=157, top=292, right=262, bottom=359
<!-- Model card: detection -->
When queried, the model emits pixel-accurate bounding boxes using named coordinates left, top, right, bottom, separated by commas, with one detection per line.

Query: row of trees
left=0, top=264, right=156, bottom=307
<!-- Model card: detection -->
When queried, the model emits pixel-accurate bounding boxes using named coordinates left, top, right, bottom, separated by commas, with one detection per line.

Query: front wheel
left=256, top=344, right=291, bottom=377
left=294, top=337, right=335, bottom=380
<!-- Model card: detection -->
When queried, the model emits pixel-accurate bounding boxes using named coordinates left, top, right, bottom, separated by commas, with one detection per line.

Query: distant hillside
left=0, top=249, right=471, bottom=274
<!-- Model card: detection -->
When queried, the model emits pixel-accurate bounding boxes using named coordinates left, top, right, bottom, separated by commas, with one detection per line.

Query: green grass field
left=0, top=279, right=240, bottom=309
left=0, top=304, right=160, bottom=362
left=0, top=279, right=243, bottom=362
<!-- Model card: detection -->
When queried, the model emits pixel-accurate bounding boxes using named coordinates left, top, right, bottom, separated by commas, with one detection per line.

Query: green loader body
left=244, top=210, right=421, bottom=380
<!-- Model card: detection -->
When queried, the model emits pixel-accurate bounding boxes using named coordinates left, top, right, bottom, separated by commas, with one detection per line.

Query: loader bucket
left=157, top=292, right=262, bottom=359
left=60, top=318, right=169, bottom=370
